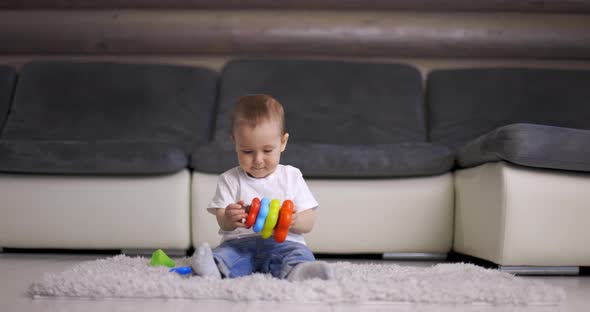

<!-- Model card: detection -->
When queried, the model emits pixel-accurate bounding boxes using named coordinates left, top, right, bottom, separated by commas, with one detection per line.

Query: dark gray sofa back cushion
left=0, top=61, right=217, bottom=174
left=191, top=59, right=454, bottom=177
left=0, top=66, right=17, bottom=133
left=4, top=61, right=217, bottom=151
left=215, top=59, right=425, bottom=144
left=427, top=68, right=590, bottom=150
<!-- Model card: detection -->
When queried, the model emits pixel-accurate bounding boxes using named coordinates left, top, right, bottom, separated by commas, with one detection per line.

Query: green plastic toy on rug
left=150, top=249, right=193, bottom=275
left=150, top=249, right=175, bottom=267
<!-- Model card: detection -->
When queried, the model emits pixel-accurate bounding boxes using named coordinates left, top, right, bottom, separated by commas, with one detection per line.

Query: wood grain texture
left=2, top=0, right=590, bottom=13
left=0, top=10, right=589, bottom=59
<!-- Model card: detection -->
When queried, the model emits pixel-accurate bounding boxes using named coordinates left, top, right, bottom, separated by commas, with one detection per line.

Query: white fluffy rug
left=29, top=255, right=565, bottom=305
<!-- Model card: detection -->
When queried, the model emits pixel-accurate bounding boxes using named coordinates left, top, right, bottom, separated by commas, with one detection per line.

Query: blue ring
left=252, top=197, right=270, bottom=233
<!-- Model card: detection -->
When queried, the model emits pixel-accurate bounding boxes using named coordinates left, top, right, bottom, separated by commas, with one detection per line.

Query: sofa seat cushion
left=0, top=61, right=217, bottom=174
left=456, top=123, right=590, bottom=172
left=0, top=66, right=17, bottom=130
left=0, top=140, right=188, bottom=174
left=191, top=141, right=453, bottom=178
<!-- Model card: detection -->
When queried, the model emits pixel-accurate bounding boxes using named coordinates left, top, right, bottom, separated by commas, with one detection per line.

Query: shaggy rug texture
left=29, top=255, right=565, bottom=305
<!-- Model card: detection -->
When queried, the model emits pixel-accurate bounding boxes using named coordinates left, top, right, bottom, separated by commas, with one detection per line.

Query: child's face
left=232, top=119, right=289, bottom=179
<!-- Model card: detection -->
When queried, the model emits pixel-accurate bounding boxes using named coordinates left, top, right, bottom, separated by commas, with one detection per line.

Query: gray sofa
left=0, top=66, right=16, bottom=134
left=428, top=68, right=590, bottom=273
left=191, top=59, right=455, bottom=256
left=0, top=60, right=588, bottom=273
left=0, top=61, right=217, bottom=250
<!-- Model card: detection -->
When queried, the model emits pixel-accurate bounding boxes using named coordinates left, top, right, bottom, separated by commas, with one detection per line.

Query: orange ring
left=274, top=200, right=294, bottom=243
left=244, top=197, right=260, bottom=228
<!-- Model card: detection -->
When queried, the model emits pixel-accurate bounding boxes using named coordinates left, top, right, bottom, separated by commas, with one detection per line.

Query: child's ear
left=280, top=133, right=289, bottom=152
left=231, top=134, right=236, bottom=143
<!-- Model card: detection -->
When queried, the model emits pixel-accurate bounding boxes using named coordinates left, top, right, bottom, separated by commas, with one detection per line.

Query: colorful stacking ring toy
left=244, top=197, right=294, bottom=243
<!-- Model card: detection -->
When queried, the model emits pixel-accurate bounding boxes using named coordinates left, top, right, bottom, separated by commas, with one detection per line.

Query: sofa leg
left=382, top=253, right=447, bottom=261
left=121, top=249, right=188, bottom=257
left=499, top=265, right=579, bottom=275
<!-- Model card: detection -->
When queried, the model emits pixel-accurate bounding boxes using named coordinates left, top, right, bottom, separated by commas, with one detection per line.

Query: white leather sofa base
left=192, top=172, right=454, bottom=254
left=454, top=162, right=590, bottom=266
left=0, top=170, right=191, bottom=249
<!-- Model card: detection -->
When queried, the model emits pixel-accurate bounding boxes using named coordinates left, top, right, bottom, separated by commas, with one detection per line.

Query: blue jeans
left=212, top=236, right=315, bottom=279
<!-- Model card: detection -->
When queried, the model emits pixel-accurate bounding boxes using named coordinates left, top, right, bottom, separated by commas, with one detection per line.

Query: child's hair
left=231, top=94, right=286, bottom=135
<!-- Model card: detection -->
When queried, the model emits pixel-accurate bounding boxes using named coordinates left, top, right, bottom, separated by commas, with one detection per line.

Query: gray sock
left=191, top=243, right=221, bottom=279
left=287, top=261, right=334, bottom=282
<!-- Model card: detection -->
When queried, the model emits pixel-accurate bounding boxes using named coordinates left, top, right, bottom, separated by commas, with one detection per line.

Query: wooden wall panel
left=1, top=11, right=589, bottom=59
left=2, top=0, right=590, bottom=13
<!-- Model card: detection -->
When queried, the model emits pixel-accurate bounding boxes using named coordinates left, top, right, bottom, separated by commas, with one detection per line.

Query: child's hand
left=222, top=200, right=246, bottom=230
left=288, top=209, right=315, bottom=234
left=290, top=211, right=298, bottom=228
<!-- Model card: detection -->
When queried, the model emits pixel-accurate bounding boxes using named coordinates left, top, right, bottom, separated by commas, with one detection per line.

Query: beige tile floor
left=1, top=252, right=588, bottom=312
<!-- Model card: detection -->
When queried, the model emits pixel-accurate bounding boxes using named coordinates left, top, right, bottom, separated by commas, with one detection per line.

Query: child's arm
left=289, top=208, right=316, bottom=234
left=215, top=201, right=247, bottom=231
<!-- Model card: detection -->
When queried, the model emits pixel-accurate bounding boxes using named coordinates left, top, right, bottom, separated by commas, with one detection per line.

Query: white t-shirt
left=207, top=164, right=319, bottom=245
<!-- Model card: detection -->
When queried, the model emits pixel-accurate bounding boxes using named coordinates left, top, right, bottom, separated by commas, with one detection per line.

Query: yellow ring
left=261, top=199, right=281, bottom=239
